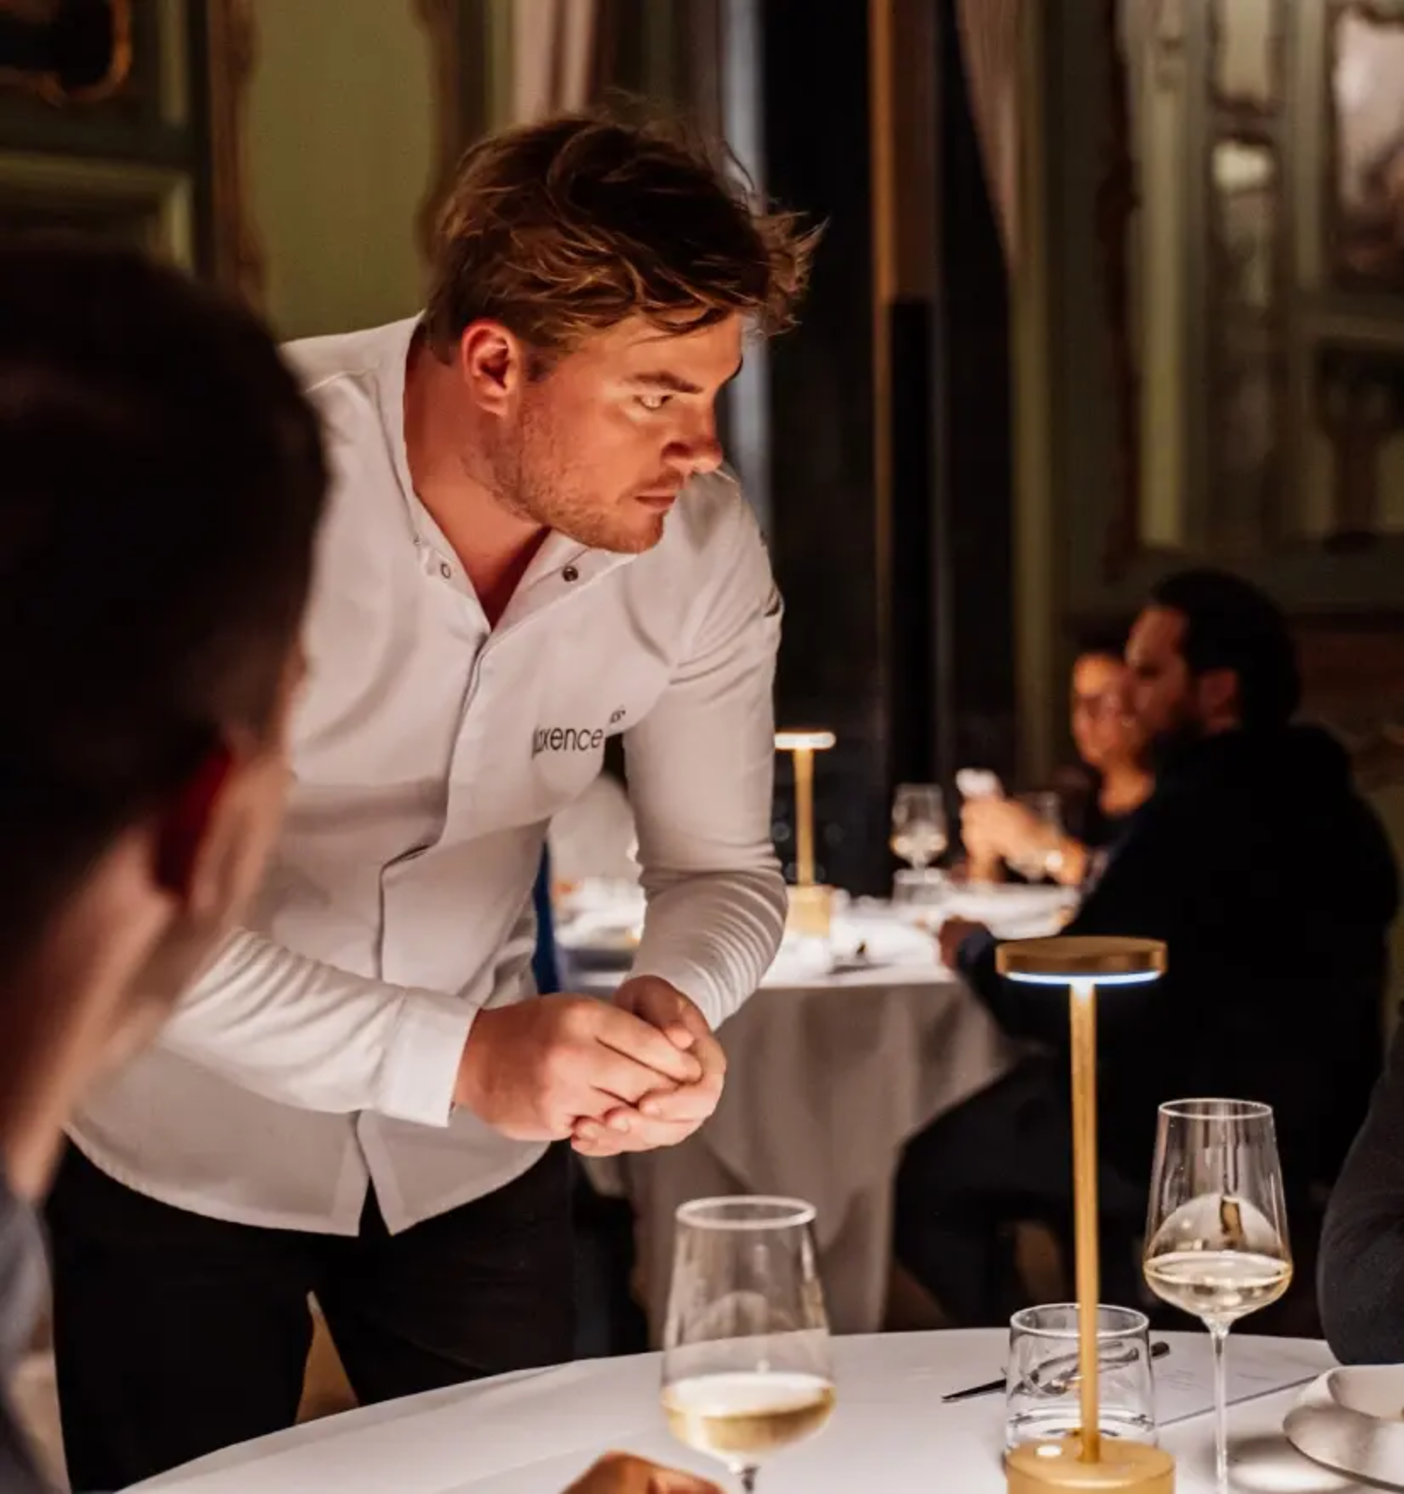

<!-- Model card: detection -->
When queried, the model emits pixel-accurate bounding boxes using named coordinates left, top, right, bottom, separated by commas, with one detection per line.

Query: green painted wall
left=243, top=0, right=707, bottom=342
left=247, top=0, right=434, bottom=341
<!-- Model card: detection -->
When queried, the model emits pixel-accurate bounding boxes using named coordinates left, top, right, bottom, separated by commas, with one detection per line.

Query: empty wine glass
left=661, top=1197, right=835, bottom=1491
left=891, top=784, right=948, bottom=871
left=1143, top=1099, right=1292, bottom=1493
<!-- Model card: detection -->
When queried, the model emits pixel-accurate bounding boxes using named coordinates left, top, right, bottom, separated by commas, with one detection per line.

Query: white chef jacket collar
left=374, top=317, right=636, bottom=623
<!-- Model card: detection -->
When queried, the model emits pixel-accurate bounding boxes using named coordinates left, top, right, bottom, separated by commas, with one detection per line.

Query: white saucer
left=1285, top=1365, right=1404, bottom=1489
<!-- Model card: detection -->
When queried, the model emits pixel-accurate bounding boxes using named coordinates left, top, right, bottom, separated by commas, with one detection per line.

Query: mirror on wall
left=1331, top=3, right=1404, bottom=292
left=1108, top=0, right=1404, bottom=576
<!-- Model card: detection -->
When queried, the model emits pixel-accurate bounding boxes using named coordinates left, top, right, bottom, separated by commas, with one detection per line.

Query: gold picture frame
left=0, top=0, right=265, bottom=307
left=0, top=0, right=133, bottom=106
left=204, top=0, right=263, bottom=306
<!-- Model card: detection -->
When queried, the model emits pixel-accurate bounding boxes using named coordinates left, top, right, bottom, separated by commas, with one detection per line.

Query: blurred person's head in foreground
left=0, top=237, right=729, bottom=1494
left=0, top=240, right=327, bottom=1200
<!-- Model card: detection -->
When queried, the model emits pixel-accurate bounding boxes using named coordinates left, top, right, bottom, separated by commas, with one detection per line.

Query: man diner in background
left=897, top=569, right=1398, bottom=1325
left=47, top=112, right=815, bottom=1489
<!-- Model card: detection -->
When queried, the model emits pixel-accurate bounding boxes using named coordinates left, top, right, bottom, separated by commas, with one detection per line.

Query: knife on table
left=941, top=1339, right=1171, bottom=1403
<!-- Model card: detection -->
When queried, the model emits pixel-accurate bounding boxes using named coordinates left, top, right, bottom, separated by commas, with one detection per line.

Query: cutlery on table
left=940, top=1339, right=1170, bottom=1404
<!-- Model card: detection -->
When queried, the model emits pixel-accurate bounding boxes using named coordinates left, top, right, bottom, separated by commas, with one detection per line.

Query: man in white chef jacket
left=48, top=112, right=816, bottom=1489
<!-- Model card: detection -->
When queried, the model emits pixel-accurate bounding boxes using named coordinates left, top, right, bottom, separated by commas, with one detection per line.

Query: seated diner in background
left=960, top=627, right=1152, bottom=889
left=897, top=569, right=1398, bottom=1326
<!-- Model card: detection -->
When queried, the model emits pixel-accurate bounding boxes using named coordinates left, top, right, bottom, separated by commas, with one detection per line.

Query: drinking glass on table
left=1143, top=1099, right=1292, bottom=1493
left=891, top=784, right=948, bottom=874
left=1006, top=791, right=1065, bottom=880
left=662, top=1197, right=835, bottom=1492
left=1005, top=1304, right=1157, bottom=1450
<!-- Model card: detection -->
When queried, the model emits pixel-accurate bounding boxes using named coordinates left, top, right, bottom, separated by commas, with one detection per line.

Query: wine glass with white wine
left=1143, top=1099, right=1292, bottom=1493
left=661, top=1197, right=835, bottom=1492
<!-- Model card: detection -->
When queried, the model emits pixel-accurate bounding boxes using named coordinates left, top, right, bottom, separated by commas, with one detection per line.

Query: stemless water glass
left=1143, top=1099, right=1292, bottom=1493
left=661, top=1197, right=835, bottom=1492
left=891, top=784, right=948, bottom=912
left=1005, top=1304, right=1157, bottom=1450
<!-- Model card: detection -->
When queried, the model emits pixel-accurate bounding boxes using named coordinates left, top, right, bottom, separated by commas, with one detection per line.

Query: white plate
left=1285, top=1365, right=1404, bottom=1489
left=939, top=884, right=1077, bottom=941
left=829, top=917, right=934, bottom=965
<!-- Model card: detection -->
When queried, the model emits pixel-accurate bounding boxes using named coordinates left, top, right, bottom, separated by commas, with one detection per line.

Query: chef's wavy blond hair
left=424, top=111, right=820, bottom=360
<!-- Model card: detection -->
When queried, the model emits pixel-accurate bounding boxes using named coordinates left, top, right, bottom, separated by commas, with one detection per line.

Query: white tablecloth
left=136, top=1331, right=1355, bottom=1493
left=622, top=962, right=1016, bottom=1337
left=565, top=888, right=1072, bottom=1337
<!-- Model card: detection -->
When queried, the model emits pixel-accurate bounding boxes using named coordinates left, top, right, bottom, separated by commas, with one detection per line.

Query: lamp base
left=1006, top=1438, right=1174, bottom=1493
left=785, top=883, right=834, bottom=939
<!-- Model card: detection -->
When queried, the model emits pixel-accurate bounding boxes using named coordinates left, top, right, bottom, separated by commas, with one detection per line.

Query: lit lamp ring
left=774, top=730, right=837, bottom=752
left=997, top=936, right=1167, bottom=987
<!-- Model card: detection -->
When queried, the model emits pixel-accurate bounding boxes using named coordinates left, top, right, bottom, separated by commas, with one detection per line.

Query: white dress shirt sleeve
left=625, top=502, right=786, bottom=1028
left=157, top=929, right=474, bottom=1127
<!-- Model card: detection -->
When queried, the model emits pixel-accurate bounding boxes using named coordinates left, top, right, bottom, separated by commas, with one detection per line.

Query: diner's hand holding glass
left=1014, top=792, right=1066, bottom=878
left=1143, top=1100, right=1292, bottom=1493
left=1001, top=792, right=1066, bottom=880
left=955, top=770, right=1004, bottom=882
left=959, top=792, right=1066, bottom=883
left=955, top=767, right=1003, bottom=801
left=662, top=1198, right=835, bottom=1492
left=890, top=784, right=948, bottom=871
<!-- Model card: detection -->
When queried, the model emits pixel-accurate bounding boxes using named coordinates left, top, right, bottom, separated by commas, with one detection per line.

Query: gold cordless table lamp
left=775, top=730, right=836, bottom=938
left=997, top=937, right=1174, bottom=1494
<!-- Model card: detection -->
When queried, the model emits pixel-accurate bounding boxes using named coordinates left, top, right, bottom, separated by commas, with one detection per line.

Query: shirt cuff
left=625, top=955, right=731, bottom=1031
left=957, top=927, right=1000, bottom=986
left=375, top=993, right=476, bottom=1128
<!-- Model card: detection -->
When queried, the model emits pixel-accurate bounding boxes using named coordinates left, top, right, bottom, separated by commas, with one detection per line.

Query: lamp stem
left=793, top=746, right=816, bottom=885
left=1069, top=977, right=1101, bottom=1463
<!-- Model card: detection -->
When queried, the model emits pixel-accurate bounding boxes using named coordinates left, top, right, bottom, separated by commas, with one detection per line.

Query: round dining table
left=136, top=1329, right=1364, bottom=1493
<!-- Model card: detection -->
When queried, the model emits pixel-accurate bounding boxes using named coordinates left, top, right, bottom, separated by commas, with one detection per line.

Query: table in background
left=137, top=1331, right=1354, bottom=1493
left=561, top=886, right=1073, bottom=1337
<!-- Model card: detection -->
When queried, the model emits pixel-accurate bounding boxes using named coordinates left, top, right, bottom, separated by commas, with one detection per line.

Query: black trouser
left=893, top=1061, right=1149, bottom=1326
left=46, top=1144, right=574, bottom=1492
